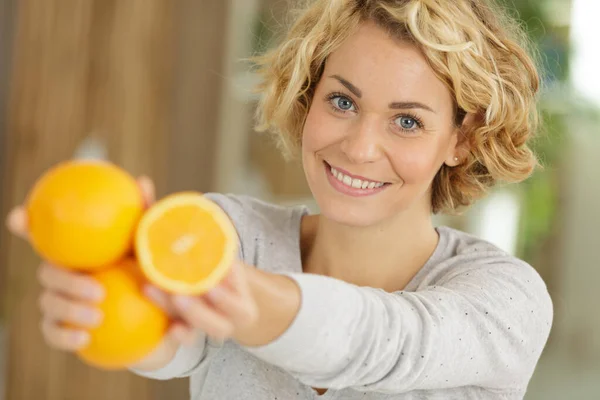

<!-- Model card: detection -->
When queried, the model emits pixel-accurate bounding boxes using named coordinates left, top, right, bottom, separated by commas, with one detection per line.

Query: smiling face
left=302, top=21, right=463, bottom=227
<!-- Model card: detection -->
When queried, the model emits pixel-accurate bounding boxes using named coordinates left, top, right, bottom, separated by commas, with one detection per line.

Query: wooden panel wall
left=167, top=0, right=229, bottom=193
left=0, top=1, right=229, bottom=399
left=0, top=0, right=16, bottom=318
left=247, top=0, right=312, bottom=200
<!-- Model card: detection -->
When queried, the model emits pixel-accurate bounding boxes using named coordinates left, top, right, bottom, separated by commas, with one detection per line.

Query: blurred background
left=0, top=0, right=598, bottom=399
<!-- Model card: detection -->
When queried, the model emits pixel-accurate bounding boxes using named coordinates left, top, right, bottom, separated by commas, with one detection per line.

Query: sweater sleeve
left=130, top=336, right=210, bottom=380
left=244, top=261, right=553, bottom=394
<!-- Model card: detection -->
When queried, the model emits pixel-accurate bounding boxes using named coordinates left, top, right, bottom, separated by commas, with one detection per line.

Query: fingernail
left=80, top=309, right=103, bottom=326
left=85, top=285, right=105, bottom=302
left=174, top=295, right=193, bottom=310
left=74, top=331, right=90, bottom=347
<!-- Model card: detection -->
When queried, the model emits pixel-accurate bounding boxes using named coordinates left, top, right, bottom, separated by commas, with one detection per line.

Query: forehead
left=323, top=22, right=453, bottom=110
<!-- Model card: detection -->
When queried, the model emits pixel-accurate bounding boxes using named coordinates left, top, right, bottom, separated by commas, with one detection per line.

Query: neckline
left=290, top=205, right=310, bottom=274
left=289, top=206, right=450, bottom=292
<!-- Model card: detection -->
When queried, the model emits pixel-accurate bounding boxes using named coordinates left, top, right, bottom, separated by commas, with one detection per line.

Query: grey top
left=132, top=193, right=553, bottom=400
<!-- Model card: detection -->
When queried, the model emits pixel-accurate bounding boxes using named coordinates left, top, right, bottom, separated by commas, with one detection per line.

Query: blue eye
left=331, top=96, right=355, bottom=111
left=395, top=116, right=419, bottom=130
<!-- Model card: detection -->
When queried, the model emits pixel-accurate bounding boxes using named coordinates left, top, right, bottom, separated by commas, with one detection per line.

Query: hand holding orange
left=6, top=159, right=247, bottom=370
left=7, top=161, right=168, bottom=369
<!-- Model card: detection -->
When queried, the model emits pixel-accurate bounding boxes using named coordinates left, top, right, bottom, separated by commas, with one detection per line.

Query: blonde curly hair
left=253, top=0, right=541, bottom=214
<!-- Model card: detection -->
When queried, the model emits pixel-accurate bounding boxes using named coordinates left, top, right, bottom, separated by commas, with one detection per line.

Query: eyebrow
left=330, top=74, right=363, bottom=98
left=328, top=74, right=436, bottom=113
left=389, top=101, right=435, bottom=113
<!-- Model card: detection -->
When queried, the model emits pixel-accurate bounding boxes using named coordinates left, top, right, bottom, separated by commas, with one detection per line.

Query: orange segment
left=135, top=192, right=238, bottom=295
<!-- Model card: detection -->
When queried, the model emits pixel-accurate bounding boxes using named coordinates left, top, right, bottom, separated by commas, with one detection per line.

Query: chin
left=321, top=206, right=385, bottom=227
left=310, top=186, right=394, bottom=228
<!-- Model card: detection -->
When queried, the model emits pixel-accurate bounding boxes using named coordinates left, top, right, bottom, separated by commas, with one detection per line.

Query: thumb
left=137, top=176, right=156, bottom=208
left=6, top=207, right=29, bottom=240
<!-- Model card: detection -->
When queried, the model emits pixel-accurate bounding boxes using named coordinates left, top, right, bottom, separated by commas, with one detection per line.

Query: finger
left=39, top=291, right=103, bottom=328
left=37, top=263, right=105, bottom=302
left=205, top=284, right=258, bottom=328
left=137, top=176, right=155, bottom=208
left=219, top=261, right=250, bottom=301
left=143, top=285, right=177, bottom=317
left=6, top=207, right=28, bottom=239
left=40, top=318, right=90, bottom=351
left=172, top=296, right=234, bottom=340
left=170, top=323, right=199, bottom=347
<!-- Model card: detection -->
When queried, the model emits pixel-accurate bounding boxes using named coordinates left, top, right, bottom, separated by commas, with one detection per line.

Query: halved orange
left=135, top=192, right=238, bottom=295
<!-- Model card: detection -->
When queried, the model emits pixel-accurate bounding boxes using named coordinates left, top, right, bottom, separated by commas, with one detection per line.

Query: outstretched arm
left=234, top=261, right=552, bottom=394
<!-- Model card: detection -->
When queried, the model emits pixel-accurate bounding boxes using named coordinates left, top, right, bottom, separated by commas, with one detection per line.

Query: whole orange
left=76, top=258, right=168, bottom=369
left=27, top=160, right=144, bottom=270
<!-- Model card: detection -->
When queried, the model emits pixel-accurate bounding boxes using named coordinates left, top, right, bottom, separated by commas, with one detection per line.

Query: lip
left=324, top=161, right=389, bottom=197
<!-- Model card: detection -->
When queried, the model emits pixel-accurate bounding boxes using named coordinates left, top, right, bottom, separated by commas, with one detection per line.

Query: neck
left=301, top=210, right=439, bottom=292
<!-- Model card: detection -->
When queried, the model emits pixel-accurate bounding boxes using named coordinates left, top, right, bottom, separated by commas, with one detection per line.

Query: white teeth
left=329, top=165, right=385, bottom=190
left=332, top=167, right=343, bottom=182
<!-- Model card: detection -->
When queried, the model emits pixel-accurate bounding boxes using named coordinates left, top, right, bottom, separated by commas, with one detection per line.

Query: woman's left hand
left=144, top=260, right=260, bottom=346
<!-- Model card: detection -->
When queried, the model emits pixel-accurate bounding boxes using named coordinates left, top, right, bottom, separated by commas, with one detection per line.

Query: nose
left=340, top=115, right=384, bottom=164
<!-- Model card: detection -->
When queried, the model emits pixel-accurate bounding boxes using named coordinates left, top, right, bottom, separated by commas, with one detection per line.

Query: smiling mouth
left=324, top=161, right=390, bottom=190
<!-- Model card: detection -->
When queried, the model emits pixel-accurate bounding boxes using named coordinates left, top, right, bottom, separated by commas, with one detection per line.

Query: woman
left=7, top=0, right=553, bottom=398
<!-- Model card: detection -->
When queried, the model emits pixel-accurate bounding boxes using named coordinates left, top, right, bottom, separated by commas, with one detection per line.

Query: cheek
left=302, top=107, right=324, bottom=152
left=388, top=142, right=444, bottom=183
left=302, top=104, right=340, bottom=152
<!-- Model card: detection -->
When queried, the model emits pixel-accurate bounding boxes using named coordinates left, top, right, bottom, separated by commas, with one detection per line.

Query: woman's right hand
left=6, top=206, right=106, bottom=351
left=4, top=176, right=182, bottom=369
left=5, top=175, right=253, bottom=372
left=36, top=262, right=106, bottom=350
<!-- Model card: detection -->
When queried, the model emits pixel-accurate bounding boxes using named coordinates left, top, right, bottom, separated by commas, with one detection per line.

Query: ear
left=444, top=113, right=474, bottom=167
